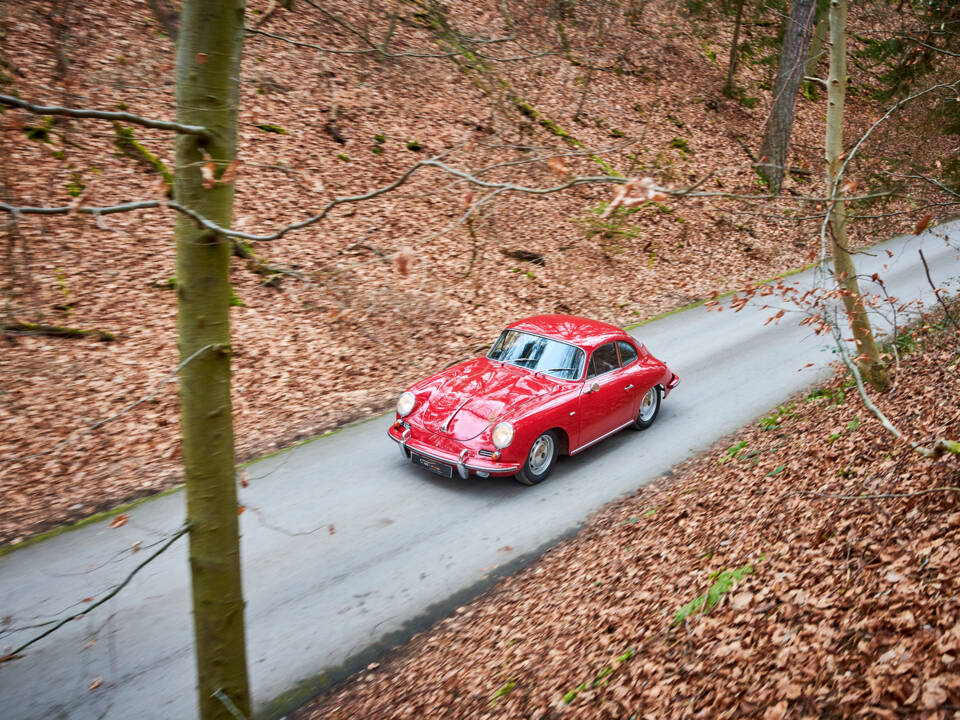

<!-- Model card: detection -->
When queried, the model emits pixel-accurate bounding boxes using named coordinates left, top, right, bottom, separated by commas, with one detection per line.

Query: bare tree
left=723, top=0, right=747, bottom=96
left=174, top=0, right=251, bottom=717
left=757, top=0, right=817, bottom=193
left=824, top=0, right=889, bottom=392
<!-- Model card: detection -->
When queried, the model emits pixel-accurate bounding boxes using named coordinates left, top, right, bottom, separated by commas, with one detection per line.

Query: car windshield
left=487, top=330, right=586, bottom=381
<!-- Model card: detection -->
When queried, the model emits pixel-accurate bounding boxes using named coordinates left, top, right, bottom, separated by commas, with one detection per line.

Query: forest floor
left=0, top=0, right=952, bottom=545
left=298, top=309, right=960, bottom=720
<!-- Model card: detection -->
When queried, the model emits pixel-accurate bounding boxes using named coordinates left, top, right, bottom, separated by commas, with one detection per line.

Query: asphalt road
left=1, top=221, right=957, bottom=719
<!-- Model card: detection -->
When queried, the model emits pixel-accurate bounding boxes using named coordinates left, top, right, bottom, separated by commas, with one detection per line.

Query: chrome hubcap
left=639, top=388, right=657, bottom=422
left=528, top=434, right=555, bottom=475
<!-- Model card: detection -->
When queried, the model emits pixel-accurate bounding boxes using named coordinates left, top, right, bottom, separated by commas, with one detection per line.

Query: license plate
left=412, top=453, right=453, bottom=478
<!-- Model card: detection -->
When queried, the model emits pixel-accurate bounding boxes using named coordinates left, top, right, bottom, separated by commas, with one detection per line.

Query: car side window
left=618, top=340, right=638, bottom=367
left=587, top=342, right=620, bottom=378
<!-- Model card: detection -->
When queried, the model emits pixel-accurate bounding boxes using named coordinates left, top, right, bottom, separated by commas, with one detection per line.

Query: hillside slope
left=0, top=0, right=933, bottom=543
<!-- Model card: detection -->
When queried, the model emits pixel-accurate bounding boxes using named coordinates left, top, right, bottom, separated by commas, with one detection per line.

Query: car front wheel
left=515, top=430, right=559, bottom=486
left=633, top=386, right=661, bottom=430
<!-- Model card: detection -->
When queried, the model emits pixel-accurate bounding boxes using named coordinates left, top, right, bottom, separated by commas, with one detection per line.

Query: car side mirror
left=586, top=382, right=600, bottom=394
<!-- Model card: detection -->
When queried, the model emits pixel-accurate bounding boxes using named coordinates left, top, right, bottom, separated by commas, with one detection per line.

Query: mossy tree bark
left=174, top=1, right=251, bottom=719
left=758, top=0, right=817, bottom=193
left=825, top=0, right=890, bottom=393
left=723, top=0, right=746, bottom=95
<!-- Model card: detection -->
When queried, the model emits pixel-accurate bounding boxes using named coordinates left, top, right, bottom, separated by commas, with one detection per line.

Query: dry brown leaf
left=88, top=677, right=102, bottom=691
left=913, top=214, right=933, bottom=235
left=395, top=246, right=414, bottom=276
left=546, top=157, right=568, bottom=177
left=201, top=160, right=217, bottom=190
left=108, top=514, right=129, bottom=529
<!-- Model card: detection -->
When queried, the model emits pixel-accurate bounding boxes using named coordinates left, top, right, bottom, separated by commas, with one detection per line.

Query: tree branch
left=1, top=524, right=189, bottom=663
left=0, top=94, right=212, bottom=139
left=918, top=248, right=960, bottom=331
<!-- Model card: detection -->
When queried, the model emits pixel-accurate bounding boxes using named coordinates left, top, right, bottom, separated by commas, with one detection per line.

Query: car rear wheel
left=515, top=430, right=559, bottom=486
left=633, top=386, right=661, bottom=430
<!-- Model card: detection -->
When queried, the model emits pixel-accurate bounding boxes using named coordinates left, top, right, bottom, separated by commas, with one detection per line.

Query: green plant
left=229, top=291, right=245, bottom=307
left=374, top=133, right=386, bottom=143
left=489, top=679, right=516, bottom=706
left=719, top=440, right=747, bottom=464
left=758, top=403, right=796, bottom=431
left=672, top=563, right=753, bottom=625
left=669, top=137, right=691, bottom=157
left=337, top=153, right=349, bottom=162
left=406, top=140, right=422, bottom=151
left=24, top=117, right=54, bottom=142
left=371, top=146, right=383, bottom=155
left=256, top=123, right=286, bottom=134
left=66, top=173, right=85, bottom=198
left=563, top=649, right=635, bottom=704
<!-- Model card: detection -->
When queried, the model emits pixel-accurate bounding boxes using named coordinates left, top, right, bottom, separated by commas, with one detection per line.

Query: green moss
left=374, top=133, right=386, bottom=143
left=405, top=140, right=422, bottom=151
left=0, top=484, right=185, bottom=558
left=256, top=123, right=286, bottom=134
left=66, top=172, right=85, bottom=197
left=669, top=137, right=691, bottom=156
left=113, top=123, right=173, bottom=190
left=24, top=116, right=54, bottom=143
left=371, top=146, right=383, bottom=155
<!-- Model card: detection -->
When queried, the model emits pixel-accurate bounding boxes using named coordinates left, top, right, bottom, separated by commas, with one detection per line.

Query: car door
left=617, top=339, right=647, bottom=417
left=577, top=342, right=634, bottom=446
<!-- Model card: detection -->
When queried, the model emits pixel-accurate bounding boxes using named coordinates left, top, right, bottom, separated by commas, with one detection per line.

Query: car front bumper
left=387, top=423, right=520, bottom=479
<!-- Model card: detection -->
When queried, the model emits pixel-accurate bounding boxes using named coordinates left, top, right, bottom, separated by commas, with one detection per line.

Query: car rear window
left=618, top=340, right=638, bottom=366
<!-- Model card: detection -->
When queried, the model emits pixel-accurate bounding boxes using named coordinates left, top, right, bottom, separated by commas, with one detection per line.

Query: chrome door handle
left=624, top=384, right=634, bottom=390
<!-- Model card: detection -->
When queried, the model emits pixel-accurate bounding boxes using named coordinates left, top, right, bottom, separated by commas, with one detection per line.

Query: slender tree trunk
left=804, top=12, right=828, bottom=80
left=758, top=0, right=817, bottom=193
left=147, top=0, right=180, bottom=41
left=723, top=0, right=746, bottom=95
left=825, top=0, right=890, bottom=393
left=800, top=11, right=828, bottom=99
left=174, top=1, right=251, bottom=719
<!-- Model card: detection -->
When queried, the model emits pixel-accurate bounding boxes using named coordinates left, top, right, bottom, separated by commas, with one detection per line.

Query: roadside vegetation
left=302, top=303, right=960, bottom=718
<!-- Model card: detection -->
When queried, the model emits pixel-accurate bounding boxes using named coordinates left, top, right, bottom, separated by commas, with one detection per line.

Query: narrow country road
left=1, top=222, right=957, bottom=720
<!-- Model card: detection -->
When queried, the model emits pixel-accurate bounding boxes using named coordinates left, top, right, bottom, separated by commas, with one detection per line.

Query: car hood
left=409, top=358, right=560, bottom=441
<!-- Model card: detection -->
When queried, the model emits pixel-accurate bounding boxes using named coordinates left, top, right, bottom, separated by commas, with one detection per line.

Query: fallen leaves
left=108, top=513, right=129, bottom=529
left=913, top=213, right=933, bottom=235
left=299, top=319, right=960, bottom=720
left=600, top=176, right=669, bottom=218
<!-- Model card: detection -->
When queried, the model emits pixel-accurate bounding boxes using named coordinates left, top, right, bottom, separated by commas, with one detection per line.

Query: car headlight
left=397, top=391, right=416, bottom=417
left=491, top=421, right=514, bottom=449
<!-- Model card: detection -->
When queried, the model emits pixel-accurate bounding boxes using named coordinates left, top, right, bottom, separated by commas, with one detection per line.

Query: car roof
left=506, top=314, right=630, bottom=350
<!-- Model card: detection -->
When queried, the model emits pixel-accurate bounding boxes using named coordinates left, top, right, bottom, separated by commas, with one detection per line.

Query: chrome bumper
left=389, top=427, right=519, bottom=478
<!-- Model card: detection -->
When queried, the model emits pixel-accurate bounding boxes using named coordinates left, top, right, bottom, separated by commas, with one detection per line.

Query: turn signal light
left=491, top=451, right=501, bottom=461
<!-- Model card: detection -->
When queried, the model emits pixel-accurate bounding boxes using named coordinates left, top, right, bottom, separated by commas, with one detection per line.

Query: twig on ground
left=919, top=248, right=960, bottom=331
left=1, top=524, right=188, bottom=662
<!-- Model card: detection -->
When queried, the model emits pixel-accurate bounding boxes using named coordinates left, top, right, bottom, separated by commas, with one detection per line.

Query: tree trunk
left=147, top=0, right=180, bottom=41
left=804, top=12, right=828, bottom=80
left=825, top=0, right=890, bottom=393
left=174, top=1, right=251, bottom=719
left=723, top=0, right=746, bottom=95
left=757, top=0, right=817, bottom=193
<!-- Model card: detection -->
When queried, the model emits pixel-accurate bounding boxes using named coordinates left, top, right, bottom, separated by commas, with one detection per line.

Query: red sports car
left=388, top=315, right=679, bottom=485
